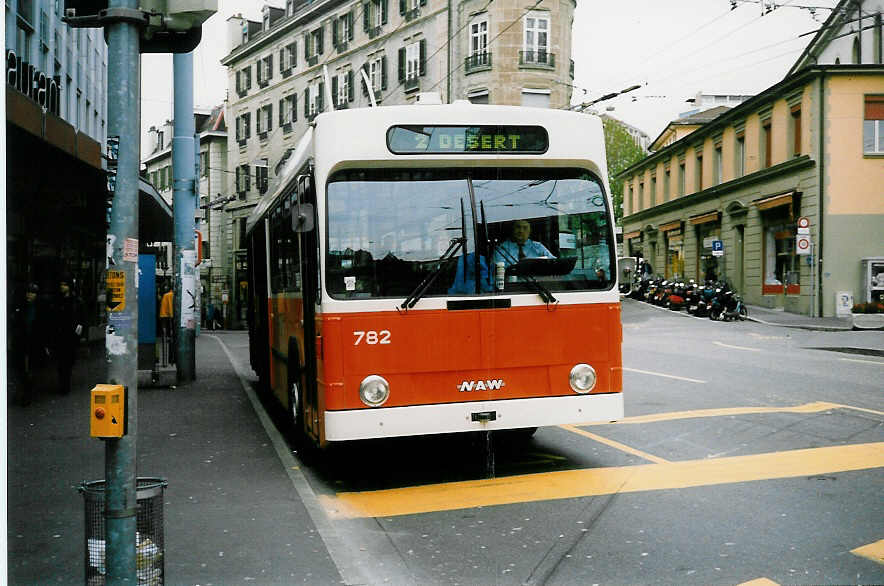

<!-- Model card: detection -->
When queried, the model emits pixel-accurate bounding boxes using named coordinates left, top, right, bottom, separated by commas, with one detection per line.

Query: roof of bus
left=246, top=103, right=607, bottom=235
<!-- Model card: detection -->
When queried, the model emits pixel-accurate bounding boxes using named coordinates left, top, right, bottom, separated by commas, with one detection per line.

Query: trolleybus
left=245, top=98, right=623, bottom=450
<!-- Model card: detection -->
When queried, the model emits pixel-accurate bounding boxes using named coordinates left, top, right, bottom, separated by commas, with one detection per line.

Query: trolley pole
left=104, top=0, right=140, bottom=579
left=173, top=52, right=197, bottom=382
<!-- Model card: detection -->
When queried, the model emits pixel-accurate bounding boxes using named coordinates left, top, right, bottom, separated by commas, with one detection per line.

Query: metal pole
left=173, top=52, right=196, bottom=381
left=104, top=0, right=140, bottom=580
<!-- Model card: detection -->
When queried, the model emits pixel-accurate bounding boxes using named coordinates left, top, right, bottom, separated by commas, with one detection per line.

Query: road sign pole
left=104, top=0, right=140, bottom=579
left=173, top=52, right=196, bottom=382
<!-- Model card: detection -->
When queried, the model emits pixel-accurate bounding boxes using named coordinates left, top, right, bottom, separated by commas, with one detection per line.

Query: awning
left=753, top=190, right=796, bottom=211
left=689, top=211, right=721, bottom=225
left=624, top=230, right=642, bottom=240
left=659, top=220, right=683, bottom=232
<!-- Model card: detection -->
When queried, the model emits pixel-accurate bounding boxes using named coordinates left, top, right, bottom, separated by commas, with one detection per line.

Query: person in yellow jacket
left=159, top=284, right=175, bottom=364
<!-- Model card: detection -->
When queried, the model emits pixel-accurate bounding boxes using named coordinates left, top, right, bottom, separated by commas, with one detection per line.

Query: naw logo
left=457, top=379, right=505, bottom=392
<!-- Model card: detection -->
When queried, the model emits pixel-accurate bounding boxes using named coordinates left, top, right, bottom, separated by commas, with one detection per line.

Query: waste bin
left=80, top=477, right=167, bottom=585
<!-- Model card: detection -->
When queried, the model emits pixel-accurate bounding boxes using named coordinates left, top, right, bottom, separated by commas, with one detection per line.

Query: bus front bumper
left=324, top=393, right=623, bottom=442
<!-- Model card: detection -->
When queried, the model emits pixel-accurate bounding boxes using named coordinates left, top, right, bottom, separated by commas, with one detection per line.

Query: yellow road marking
left=852, top=539, right=884, bottom=565
left=623, top=367, right=706, bottom=384
left=559, top=424, right=669, bottom=464
left=714, top=341, right=761, bottom=352
left=586, top=401, right=842, bottom=426
left=840, top=357, right=884, bottom=366
left=320, top=442, right=884, bottom=519
left=738, top=579, right=780, bottom=586
left=828, top=402, right=884, bottom=417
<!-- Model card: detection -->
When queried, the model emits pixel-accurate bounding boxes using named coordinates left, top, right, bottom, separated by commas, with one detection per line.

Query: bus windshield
left=326, top=168, right=615, bottom=300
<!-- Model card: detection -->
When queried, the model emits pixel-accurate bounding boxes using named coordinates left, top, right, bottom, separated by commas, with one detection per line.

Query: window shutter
left=332, top=76, right=338, bottom=105
left=866, top=96, right=884, bottom=120
left=236, top=70, right=241, bottom=93
left=304, top=34, right=309, bottom=59
left=267, top=104, right=272, bottom=131
left=333, top=18, right=339, bottom=47
left=419, top=39, right=426, bottom=76
left=382, top=0, right=388, bottom=24
left=398, top=47, right=406, bottom=82
left=348, top=12, right=355, bottom=40
left=318, top=27, right=324, bottom=54
left=292, top=42, right=298, bottom=67
left=348, top=70, right=354, bottom=101
left=279, top=48, right=285, bottom=73
left=268, top=54, right=273, bottom=79
left=292, top=93, right=297, bottom=121
left=381, top=56, right=387, bottom=90
left=304, top=88, right=309, bottom=116
left=235, top=166, right=240, bottom=190
left=362, top=62, right=369, bottom=95
left=318, top=83, right=325, bottom=112
left=278, top=99, right=284, bottom=125
left=244, top=166, right=250, bottom=191
left=399, top=0, right=405, bottom=15
left=245, top=113, right=251, bottom=138
left=363, top=2, right=370, bottom=31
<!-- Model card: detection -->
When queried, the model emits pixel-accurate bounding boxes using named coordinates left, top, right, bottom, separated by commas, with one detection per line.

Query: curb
left=743, top=315, right=853, bottom=332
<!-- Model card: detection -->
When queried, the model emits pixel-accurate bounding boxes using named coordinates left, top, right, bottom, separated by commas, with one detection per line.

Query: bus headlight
left=569, top=364, right=597, bottom=393
left=359, top=375, right=390, bottom=407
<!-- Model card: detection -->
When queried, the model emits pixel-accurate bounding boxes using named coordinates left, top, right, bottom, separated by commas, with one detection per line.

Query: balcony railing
left=368, top=25, right=382, bottom=39
left=519, top=50, right=555, bottom=69
left=307, top=55, right=319, bottom=67
left=464, top=52, right=492, bottom=74
left=405, top=7, right=420, bottom=21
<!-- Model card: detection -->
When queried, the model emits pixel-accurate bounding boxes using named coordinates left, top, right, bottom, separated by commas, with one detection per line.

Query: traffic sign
left=711, top=240, right=724, bottom=257
left=797, top=216, right=810, bottom=229
left=796, top=234, right=812, bottom=255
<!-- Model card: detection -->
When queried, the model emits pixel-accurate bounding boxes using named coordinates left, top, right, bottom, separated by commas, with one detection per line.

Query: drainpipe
left=817, top=70, right=826, bottom=317
left=447, top=0, right=452, bottom=103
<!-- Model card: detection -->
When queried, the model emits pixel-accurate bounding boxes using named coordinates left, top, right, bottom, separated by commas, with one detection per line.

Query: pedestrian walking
left=206, top=301, right=216, bottom=331
left=50, top=275, right=84, bottom=395
left=10, top=283, right=48, bottom=404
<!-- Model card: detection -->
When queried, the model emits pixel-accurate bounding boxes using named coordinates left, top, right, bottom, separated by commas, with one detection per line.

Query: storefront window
left=665, top=230, right=684, bottom=279
left=696, top=223, right=721, bottom=282
left=763, top=222, right=800, bottom=294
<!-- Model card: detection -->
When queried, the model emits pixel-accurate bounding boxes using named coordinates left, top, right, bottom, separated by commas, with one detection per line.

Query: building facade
left=142, top=107, right=229, bottom=325
left=618, top=0, right=884, bottom=318
left=218, top=0, right=577, bottom=327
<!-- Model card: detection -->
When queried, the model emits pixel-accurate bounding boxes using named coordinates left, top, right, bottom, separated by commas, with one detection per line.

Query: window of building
left=638, top=182, right=644, bottom=210
left=280, top=42, right=296, bottom=75
left=256, top=159, right=269, bottom=194
left=763, top=220, right=800, bottom=294
left=471, top=16, right=489, bottom=63
left=257, top=54, right=273, bottom=87
left=663, top=168, right=671, bottom=202
left=714, top=145, right=722, bottom=184
left=695, top=222, right=721, bottom=282
left=467, top=88, right=489, bottom=104
left=236, top=164, right=251, bottom=197
left=401, top=0, right=425, bottom=20
left=520, top=88, right=550, bottom=108
left=236, top=66, right=252, bottom=96
left=761, top=118, right=772, bottom=168
left=279, top=93, right=297, bottom=129
left=398, top=40, right=425, bottom=90
left=628, top=185, right=634, bottom=215
left=650, top=176, right=657, bottom=207
left=305, top=80, right=325, bottom=119
left=256, top=103, right=273, bottom=137
left=678, top=161, right=686, bottom=196
left=363, top=0, right=388, bottom=37
left=790, top=105, right=802, bottom=157
left=333, top=12, right=354, bottom=49
left=695, top=153, right=703, bottom=192
left=664, top=228, right=684, bottom=279
left=306, top=26, right=324, bottom=63
left=363, top=55, right=387, bottom=96
left=286, top=0, right=294, bottom=16
left=735, top=131, right=745, bottom=178
left=332, top=70, right=353, bottom=107
left=523, top=11, right=550, bottom=64
left=200, top=151, right=209, bottom=177
left=863, top=95, right=884, bottom=154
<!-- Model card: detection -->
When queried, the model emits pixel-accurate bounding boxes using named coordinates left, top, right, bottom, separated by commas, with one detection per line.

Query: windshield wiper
left=494, top=244, right=557, bottom=304
left=400, top=237, right=465, bottom=309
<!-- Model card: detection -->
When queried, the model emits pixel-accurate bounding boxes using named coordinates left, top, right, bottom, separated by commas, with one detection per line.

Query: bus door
left=294, top=173, right=321, bottom=442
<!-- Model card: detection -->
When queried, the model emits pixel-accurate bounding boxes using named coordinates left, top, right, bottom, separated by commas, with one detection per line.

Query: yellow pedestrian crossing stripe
left=320, top=442, right=884, bottom=519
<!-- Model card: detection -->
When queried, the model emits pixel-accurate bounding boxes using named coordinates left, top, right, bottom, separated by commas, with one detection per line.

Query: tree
left=603, top=117, right=647, bottom=223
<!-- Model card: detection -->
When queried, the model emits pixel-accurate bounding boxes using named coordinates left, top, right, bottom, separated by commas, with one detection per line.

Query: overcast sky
left=139, top=0, right=838, bottom=150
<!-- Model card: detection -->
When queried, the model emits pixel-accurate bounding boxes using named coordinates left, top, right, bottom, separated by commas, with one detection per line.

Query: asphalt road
left=235, top=299, right=884, bottom=586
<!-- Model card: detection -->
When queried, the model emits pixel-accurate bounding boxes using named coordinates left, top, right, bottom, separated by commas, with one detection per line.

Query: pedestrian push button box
left=90, top=384, right=126, bottom=438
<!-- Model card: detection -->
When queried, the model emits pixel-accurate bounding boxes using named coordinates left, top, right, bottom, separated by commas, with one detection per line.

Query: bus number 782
left=353, top=330, right=392, bottom=345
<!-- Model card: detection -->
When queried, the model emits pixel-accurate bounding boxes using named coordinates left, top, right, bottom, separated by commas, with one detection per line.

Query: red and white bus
left=245, top=99, right=623, bottom=450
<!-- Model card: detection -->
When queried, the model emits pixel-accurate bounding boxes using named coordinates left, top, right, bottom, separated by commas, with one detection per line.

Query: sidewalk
left=6, top=331, right=342, bottom=584
left=744, top=304, right=855, bottom=332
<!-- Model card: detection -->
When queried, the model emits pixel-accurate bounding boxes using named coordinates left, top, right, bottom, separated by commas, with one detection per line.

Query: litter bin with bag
left=79, top=477, right=167, bottom=585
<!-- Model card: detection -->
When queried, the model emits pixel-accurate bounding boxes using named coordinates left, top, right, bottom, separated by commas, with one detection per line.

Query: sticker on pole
left=106, top=270, right=125, bottom=312
left=796, top=233, right=812, bottom=255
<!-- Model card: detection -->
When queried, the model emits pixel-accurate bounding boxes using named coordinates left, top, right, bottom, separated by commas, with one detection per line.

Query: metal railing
left=519, top=50, right=555, bottom=68
left=464, top=52, right=492, bottom=73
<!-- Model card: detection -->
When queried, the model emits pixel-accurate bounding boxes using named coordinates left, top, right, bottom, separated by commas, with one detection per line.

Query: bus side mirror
left=292, top=203, right=315, bottom=232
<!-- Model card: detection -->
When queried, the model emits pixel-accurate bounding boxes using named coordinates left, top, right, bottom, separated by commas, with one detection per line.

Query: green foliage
left=603, top=117, right=647, bottom=223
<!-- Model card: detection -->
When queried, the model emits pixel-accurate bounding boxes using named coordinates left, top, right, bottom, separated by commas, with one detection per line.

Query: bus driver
left=494, top=219, right=554, bottom=267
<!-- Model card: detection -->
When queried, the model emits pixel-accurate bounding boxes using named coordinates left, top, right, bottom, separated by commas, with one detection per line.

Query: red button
left=94, top=408, right=106, bottom=420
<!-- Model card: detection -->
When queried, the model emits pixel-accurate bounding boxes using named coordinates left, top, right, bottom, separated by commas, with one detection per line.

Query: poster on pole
left=181, top=250, right=197, bottom=329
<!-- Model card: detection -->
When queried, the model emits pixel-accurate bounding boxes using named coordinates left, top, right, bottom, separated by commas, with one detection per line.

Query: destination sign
left=387, top=125, right=548, bottom=155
